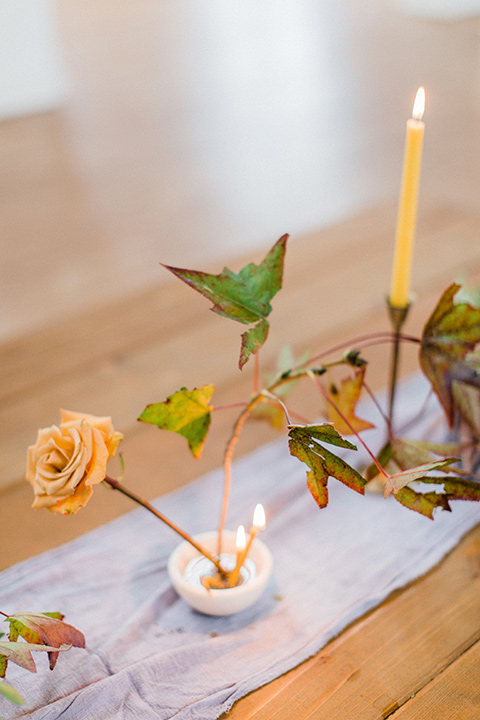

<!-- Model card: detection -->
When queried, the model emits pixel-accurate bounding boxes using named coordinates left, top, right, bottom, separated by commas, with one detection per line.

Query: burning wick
left=230, top=504, right=266, bottom=587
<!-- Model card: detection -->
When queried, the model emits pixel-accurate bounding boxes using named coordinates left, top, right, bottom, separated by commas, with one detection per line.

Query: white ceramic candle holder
left=167, top=530, right=273, bottom=616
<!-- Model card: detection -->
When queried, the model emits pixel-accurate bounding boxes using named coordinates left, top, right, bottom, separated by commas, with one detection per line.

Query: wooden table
left=1, top=203, right=480, bottom=718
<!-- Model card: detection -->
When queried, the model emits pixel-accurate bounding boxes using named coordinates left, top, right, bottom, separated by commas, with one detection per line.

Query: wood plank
left=222, top=522, right=480, bottom=719
left=391, top=640, right=480, bottom=719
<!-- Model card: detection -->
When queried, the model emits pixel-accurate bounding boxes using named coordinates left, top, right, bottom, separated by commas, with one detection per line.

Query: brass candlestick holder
left=387, top=298, right=411, bottom=428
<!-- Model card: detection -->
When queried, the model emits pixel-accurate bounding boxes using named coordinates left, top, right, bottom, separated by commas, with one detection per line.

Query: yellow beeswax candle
left=389, top=87, right=425, bottom=308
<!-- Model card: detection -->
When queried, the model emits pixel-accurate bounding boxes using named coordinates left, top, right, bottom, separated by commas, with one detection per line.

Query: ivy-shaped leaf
left=288, top=424, right=366, bottom=508
left=420, top=283, right=480, bottom=426
left=138, top=385, right=214, bottom=458
left=327, top=366, right=375, bottom=435
left=162, top=235, right=288, bottom=367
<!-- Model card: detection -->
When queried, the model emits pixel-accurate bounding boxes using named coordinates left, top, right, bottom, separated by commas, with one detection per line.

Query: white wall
left=394, top=0, right=480, bottom=19
left=0, top=0, right=68, bottom=120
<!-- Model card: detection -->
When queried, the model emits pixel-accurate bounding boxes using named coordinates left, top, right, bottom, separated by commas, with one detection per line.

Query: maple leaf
left=162, top=235, right=288, bottom=367
left=0, top=641, right=71, bottom=676
left=327, top=366, right=375, bottom=435
left=138, top=385, right=214, bottom=458
left=239, top=319, right=269, bottom=370
left=386, top=457, right=460, bottom=495
left=6, top=612, right=85, bottom=671
left=420, top=283, right=480, bottom=426
left=394, top=486, right=452, bottom=519
left=288, top=424, right=366, bottom=508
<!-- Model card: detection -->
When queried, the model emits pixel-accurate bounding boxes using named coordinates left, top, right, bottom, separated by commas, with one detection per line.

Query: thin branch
left=362, top=378, right=392, bottom=438
left=307, top=371, right=389, bottom=479
left=261, top=390, right=292, bottom=425
left=103, top=476, right=225, bottom=572
left=253, top=352, right=260, bottom=395
left=290, top=332, right=420, bottom=371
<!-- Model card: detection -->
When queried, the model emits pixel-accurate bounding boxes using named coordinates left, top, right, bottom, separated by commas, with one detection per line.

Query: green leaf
left=138, top=385, right=214, bottom=458
left=394, top=486, right=451, bottom=519
left=162, top=235, right=287, bottom=324
left=288, top=424, right=365, bottom=507
left=420, top=283, right=480, bottom=426
left=290, top=423, right=358, bottom=451
left=418, top=475, right=480, bottom=502
left=288, top=435, right=329, bottom=508
left=239, top=319, right=269, bottom=370
left=162, top=235, right=288, bottom=366
left=0, top=655, right=6, bottom=679
left=0, top=680, right=25, bottom=705
left=387, top=457, right=460, bottom=495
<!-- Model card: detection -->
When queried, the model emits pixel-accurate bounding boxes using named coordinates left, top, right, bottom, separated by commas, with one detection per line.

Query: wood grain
left=223, top=524, right=480, bottom=719
left=1, top=203, right=480, bottom=718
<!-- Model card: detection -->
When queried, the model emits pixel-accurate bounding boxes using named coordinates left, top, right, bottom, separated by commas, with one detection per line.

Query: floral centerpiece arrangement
left=3, top=235, right=480, bottom=708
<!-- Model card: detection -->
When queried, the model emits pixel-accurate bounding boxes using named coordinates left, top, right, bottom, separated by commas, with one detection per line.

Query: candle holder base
left=167, top=530, right=273, bottom=616
left=386, top=297, right=412, bottom=427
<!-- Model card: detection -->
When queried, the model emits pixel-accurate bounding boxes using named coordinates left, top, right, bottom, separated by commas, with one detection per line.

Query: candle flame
left=236, top=525, right=246, bottom=551
left=412, top=87, right=425, bottom=121
left=253, top=503, right=266, bottom=530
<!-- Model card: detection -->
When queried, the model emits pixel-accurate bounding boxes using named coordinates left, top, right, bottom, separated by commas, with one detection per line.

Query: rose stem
left=103, top=476, right=225, bottom=573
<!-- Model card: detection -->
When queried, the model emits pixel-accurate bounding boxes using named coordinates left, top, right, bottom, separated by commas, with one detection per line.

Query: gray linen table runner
left=1, top=374, right=480, bottom=719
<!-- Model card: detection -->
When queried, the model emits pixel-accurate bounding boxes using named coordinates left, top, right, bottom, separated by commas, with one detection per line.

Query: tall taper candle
left=389, top=87, right=425, bottom=308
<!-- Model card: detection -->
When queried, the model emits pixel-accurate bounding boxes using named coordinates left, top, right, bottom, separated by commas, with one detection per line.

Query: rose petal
left=27, top=411, right=122, bottom=514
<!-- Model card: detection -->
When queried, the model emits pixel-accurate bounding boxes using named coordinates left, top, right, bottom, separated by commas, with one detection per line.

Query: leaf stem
left=290, top=332, right=420, bottom=371
left=218, top=395, right=265, bottom=550
left=261, top=390, right=292, bottom=425
left=253, top=352, right=260, bottom=395
left=103, top=476, right=225, bottom=572
left=362, top=378, right=393, bottom=438
left=307, top=371, right=389, bottom=479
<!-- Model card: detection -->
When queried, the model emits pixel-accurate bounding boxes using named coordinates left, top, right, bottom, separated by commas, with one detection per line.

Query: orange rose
left=26, top=410, right=123, bottom=515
